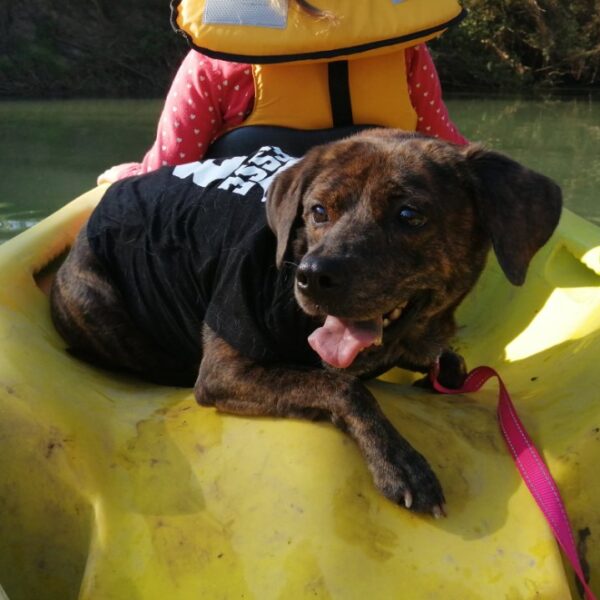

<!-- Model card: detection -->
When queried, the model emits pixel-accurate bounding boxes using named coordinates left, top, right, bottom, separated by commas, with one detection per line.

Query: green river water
left=0, top=95, right=598, bottom=243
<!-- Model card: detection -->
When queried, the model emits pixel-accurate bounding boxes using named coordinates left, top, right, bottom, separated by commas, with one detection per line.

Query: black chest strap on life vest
left=327, top=61, right=354, bottom=127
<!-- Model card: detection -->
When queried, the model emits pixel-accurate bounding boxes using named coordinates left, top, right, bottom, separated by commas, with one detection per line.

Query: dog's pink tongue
left=308, top=316, right=383, bottom=369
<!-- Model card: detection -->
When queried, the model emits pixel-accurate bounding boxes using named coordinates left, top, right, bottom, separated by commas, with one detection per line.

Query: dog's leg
left=51, top=230, right=197, bottom=386
left=410, top=350, right=468, bottom=390
left=196, top=325, right=445, bottom=515
left=435, top=350, right=468, bottom=388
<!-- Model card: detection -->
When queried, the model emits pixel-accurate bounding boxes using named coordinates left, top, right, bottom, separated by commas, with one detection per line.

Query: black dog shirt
left=87, top=146, right=321, bottom=370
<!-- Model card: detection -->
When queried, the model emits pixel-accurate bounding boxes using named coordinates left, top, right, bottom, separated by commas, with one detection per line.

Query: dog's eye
left=311, top=204, right=329, bottom=224
left=398, top=207, right=427, bottom=228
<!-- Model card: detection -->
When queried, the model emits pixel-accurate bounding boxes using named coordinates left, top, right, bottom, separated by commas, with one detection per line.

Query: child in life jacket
left=98, top=0, right=467, bottom=184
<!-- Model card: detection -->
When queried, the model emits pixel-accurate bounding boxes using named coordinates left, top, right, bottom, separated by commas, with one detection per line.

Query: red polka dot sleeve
left=405, top=44, right=468, bottom=145
left=98, top=51, right=254, bottom=183
left=98, top=45, right=465, bottom=183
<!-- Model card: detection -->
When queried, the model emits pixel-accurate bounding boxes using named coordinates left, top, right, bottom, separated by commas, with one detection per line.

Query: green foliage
left=0, top=0, right=598, bottom=97
left=433, top=0, right=600, bottom=90
left=0, top=0, right=186, bottom=98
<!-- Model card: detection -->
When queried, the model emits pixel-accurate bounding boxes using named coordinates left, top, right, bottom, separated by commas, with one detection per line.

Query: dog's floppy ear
left=464, top=145, right=562, bottom=285
left=266, top=160, right=308, bottom=268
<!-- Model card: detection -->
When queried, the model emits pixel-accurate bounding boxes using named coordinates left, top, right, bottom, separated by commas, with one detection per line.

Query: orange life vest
left=171, top=0, right=465, bottom=130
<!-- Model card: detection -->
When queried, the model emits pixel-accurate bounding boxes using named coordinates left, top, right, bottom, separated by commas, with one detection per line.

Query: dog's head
left=266, top=130, right=562, bottom=370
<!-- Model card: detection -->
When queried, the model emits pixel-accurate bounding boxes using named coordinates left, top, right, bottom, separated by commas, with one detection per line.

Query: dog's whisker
left=282, top=260, right=300, bottom=268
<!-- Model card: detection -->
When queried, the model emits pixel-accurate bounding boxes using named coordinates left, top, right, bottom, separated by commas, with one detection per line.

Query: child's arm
left=406, top=44, right=468, bottom=145
left=98, top=45, right=466, bottom=185
left=98, top=52, right=254, bottom=184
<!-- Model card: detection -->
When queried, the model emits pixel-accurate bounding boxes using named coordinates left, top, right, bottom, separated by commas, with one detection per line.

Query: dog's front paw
left=371, top=443, right=446, bottom=517
left=413, top=350, right=467, bottom=391
left=437, top=350, right=467, bottom=389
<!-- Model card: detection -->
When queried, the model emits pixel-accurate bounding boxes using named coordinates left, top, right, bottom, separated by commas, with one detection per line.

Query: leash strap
left=430, top=362, right=596, bottom=600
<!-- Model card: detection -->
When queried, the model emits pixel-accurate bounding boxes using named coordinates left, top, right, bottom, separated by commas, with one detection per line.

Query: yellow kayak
left=0, top=185, right=599, bottom=599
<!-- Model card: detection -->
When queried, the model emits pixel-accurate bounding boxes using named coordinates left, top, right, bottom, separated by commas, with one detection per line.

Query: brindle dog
left=51, top=130, right=562, bottom=516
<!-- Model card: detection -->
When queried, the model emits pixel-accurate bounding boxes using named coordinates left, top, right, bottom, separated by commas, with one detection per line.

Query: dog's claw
left=432, top=504, right=447, bottom=519
left=404, top=489, right=413, bottom=509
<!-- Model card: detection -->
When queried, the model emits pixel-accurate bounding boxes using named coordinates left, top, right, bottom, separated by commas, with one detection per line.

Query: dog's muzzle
left=295, top=255, right=348, bottom=305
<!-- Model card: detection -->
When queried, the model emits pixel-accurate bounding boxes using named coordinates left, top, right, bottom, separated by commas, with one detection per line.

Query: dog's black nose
left=296, top=256, right=345, bottom=295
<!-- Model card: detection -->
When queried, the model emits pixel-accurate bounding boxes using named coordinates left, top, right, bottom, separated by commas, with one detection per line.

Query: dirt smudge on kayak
left=333, top=471, right=398, bottom=561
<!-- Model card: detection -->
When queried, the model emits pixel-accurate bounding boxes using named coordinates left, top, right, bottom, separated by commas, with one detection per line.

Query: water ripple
left=0, top=209, right=45, bottom=243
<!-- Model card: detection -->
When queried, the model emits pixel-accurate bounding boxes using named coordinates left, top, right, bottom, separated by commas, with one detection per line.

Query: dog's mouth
left=308, top=300, right=410, bottom=369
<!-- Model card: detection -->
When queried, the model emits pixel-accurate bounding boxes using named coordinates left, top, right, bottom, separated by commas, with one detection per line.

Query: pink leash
left=430, top=362, right=596, bottom=600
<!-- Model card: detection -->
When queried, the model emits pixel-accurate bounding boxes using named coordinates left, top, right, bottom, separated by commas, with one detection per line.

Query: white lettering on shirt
left=173, top=146, right=298, bottom=201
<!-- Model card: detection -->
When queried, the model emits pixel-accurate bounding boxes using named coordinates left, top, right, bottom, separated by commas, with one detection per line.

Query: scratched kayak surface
left=0, top=186, right=598, bottom=599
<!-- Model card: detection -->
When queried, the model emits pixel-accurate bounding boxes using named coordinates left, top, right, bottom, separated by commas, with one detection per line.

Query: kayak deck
left=0, top=186, right=599, bottom=599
